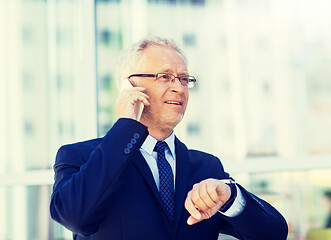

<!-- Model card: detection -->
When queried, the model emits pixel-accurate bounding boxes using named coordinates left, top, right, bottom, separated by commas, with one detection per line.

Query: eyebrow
left=161, top=68, right=173, bottom=73
left=160, top=68, right=189, bottom=75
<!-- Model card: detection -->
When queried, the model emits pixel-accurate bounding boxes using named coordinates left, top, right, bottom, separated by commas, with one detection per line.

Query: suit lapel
left=173, top=137, right=191, bottom=233
left=131, top=151, right=160, bottom=201
left=131, top=151, right=173, bottom=227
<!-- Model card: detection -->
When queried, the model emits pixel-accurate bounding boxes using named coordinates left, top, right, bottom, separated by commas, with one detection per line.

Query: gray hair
left=115, top=36, right=187, bottom=88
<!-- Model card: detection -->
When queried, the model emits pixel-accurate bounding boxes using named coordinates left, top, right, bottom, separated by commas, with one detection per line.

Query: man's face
left=131, top=45, right=189, bottom=132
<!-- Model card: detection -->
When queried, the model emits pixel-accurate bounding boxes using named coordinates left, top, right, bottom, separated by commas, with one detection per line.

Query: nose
left=169, top=77, right=185, bottom=93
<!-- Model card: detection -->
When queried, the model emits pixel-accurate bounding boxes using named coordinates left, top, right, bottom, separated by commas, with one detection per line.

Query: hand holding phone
left=116, top=79, right=148, bottom=121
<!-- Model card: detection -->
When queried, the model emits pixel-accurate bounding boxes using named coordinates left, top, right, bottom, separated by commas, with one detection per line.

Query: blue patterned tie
left=154, top=141, right=174, bottom=222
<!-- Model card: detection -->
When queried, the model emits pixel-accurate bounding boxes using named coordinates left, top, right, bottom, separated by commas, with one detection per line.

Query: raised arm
left=50, top=118, right=148, bottom=236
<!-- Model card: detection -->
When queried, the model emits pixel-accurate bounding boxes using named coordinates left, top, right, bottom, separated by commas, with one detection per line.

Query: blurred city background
left=1, top=0, right=331, bottom=239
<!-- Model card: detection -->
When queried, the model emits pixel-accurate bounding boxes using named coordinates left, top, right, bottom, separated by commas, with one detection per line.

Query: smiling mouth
left=165, top=101, right=182, bottom=105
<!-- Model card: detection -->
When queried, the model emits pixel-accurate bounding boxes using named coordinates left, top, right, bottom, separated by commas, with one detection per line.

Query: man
left=50, top=37, right=288, bottom=239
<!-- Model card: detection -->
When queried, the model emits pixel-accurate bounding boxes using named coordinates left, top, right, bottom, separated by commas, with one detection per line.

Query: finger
left=120, top=86, right=148, bottom=97
left=133, top=93, right=150, bottom=106
left=207, top=181, right=224, bottom=203
left=187, top=211, right=212, bottom=225
left=199, top=182, right=218, bottom=209
left=125, top=88, right=149, bottom=98
left=122, top=87, right=148, bottom=95
left=187, top=215, right=200, bottom=225
left=115, top=89, right=149, bottom=120
left=191, top=185, right=209, bottom=212
left=126, top=91, right=150, bottom=105
left=185, top=192, right=201, bottom=220
left=130, top=86, right=147, bottom=91
left=215, top=182, right=231, bottom=204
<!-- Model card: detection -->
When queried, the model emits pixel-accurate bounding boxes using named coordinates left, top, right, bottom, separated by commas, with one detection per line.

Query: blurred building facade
left=1, top=0, right=331, bottom=239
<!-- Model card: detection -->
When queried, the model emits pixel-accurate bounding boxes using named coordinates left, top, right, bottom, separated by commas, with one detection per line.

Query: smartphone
left=120, top=79, right=144, bottom=121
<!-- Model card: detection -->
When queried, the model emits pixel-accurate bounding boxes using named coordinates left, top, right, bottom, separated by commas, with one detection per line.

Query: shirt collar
left=141, top=132, right=176, bottom=158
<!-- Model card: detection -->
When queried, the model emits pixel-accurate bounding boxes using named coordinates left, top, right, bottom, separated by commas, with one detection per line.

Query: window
left=1, top=0, right=331, bottom=239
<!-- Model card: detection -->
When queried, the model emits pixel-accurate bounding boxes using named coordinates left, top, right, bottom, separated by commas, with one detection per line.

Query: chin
left=161, top=114, right=183, bottom=129
left=142, top=108, right=184, bottom=129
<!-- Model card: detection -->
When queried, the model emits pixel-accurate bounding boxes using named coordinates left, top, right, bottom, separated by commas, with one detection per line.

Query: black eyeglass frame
left=128, top=73, right=196, bottom=88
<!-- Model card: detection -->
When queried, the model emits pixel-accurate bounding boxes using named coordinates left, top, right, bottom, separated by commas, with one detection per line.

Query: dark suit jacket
left=50, top=118, right=288, bottom=240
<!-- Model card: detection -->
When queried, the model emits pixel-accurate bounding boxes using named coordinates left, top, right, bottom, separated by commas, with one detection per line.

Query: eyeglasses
left=128, top=73, right=196, bottom=88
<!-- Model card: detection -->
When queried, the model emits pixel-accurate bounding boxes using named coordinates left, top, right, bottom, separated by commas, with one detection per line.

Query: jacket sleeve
left=49, top=118, right=149, bottom=236
left=218, top=183, right=288, bottom=240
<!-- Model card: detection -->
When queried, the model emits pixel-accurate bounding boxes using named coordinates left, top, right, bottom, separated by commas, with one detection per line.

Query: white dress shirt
left=140, top=133, right=176, bottom=190
left=140, top=132, right=246, bottom=217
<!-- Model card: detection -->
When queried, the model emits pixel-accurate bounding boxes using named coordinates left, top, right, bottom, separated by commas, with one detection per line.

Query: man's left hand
left=184, top=178, right=231, bottom=225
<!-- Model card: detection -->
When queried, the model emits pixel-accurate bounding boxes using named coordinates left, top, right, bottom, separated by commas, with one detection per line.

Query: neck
left=140, top=120, right=174, bottom=141
left=147, top=126, right=173, bottom=141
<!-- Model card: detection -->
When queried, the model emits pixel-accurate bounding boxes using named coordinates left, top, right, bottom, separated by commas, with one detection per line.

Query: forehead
left=136, top=45, right=188, bottom=73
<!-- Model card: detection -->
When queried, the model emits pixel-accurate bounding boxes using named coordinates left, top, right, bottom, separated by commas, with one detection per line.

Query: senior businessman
left=50, top=36, right=288, bottom=240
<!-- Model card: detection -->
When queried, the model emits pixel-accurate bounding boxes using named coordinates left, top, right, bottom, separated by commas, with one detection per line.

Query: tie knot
left=154, top=141, right=168, bottom=153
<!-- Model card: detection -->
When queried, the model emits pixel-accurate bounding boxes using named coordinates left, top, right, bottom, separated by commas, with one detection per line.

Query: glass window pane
left=1, top=0, right=97, bottom=239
